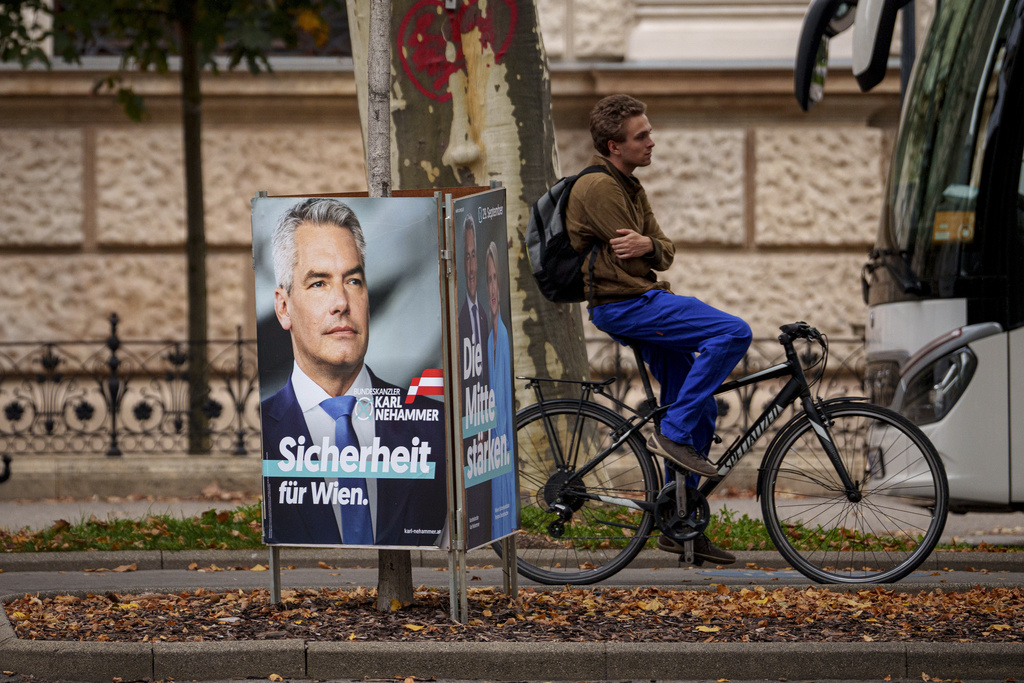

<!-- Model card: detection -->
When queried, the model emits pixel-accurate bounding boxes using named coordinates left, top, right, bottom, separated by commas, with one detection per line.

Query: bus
left=796, top=0, right=1024, bottom=511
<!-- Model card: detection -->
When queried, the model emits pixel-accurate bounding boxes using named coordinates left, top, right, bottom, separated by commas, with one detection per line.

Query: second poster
left=453, top=188, right=518, bottom=550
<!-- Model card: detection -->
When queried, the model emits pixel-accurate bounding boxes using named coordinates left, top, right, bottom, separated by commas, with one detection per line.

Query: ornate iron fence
left=0, top=313, right=865, bottom=461
left=0, top=314, right=260, bottom=458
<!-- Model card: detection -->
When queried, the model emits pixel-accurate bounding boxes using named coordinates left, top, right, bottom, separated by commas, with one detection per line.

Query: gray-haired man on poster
left=260, top=197, right=447, bottom=547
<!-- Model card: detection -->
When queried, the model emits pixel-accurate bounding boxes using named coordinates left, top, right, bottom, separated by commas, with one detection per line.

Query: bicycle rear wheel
left=499, top=399, right=658, bottom=585
left=760, top=401, right=948, bottom=584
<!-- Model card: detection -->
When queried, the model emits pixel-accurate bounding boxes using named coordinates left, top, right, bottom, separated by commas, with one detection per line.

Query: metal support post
left=501, top=535, right=518, bottom=596
left=268, top=545, right=282, bottom=604
left=448, top=542, right=459, bottom=621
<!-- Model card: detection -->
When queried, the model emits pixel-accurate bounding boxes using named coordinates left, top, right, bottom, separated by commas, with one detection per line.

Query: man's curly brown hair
left=590, top=94, right=647, bottom=156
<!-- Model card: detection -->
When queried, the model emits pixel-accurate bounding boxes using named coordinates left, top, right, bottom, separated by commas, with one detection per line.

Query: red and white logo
left=406, top=369, right=443, bottom=403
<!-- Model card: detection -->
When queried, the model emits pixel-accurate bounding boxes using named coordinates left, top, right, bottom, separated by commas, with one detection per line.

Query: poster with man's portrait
left=252, top=195, right=449, bottom=549
left=453, top=188, right=518, bottom=550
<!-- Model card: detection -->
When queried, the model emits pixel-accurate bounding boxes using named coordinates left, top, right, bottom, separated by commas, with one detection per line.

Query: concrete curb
left=3, top=586, right=1024, bottom=681
left=3, top=549, right=1024, bottom=681
left=2, top=547, right=1022, bottom=573
left=2, top=603, right=1022, bottom=683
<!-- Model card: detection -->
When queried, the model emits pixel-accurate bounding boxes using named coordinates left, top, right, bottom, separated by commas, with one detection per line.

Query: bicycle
left=500, top=322, right=948, bottom=585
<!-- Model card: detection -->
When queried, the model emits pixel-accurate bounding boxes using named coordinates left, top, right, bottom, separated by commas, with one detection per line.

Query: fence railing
left=0, top=313, right=865, bottom=459
left=0, top=314, right=260, bottom=458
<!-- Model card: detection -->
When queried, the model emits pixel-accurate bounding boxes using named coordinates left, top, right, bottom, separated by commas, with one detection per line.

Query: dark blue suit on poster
left=260, top=369, right=447, bottom=547
left=459, top=296, right=492, bottom=549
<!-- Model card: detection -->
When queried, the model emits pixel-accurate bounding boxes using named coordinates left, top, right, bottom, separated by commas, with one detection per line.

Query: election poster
left=252, top=195, right=449, bottom=549
left=453, top=188, right=518, bottom=550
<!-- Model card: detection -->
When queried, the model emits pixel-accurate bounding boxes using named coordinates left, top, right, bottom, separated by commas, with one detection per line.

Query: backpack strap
left=575, top=164, right=611, bottom=313
left=586, top=244, right=599, bottom=318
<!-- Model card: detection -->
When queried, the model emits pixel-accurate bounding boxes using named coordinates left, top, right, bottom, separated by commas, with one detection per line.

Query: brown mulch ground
left=5, top=584, right=1023, bottom=644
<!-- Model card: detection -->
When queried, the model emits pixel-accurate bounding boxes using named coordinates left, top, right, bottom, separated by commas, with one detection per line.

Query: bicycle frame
left=519, top=328, right=862, bottom=515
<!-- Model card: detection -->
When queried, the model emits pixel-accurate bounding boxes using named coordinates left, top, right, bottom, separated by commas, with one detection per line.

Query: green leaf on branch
left=116, top=86, right=148, bottom=122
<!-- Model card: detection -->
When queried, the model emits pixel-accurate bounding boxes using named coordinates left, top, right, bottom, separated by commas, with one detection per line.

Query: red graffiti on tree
left=398, top=0, right=517, bottom=102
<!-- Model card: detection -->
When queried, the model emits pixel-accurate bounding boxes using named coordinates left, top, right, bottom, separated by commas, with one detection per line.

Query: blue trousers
left=592, top=289, right=752, bottom=459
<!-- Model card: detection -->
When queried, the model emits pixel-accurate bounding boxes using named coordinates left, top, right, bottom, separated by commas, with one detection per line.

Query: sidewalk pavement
left=2, top=498, right=1024, bottom=682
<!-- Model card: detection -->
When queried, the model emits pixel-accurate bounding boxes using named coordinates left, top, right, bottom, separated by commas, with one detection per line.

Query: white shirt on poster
left=289, top=361, right=377, bottom=541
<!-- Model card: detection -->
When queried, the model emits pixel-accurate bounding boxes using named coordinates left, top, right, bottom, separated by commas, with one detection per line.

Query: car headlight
left=898, top=347, right=977, bottom=425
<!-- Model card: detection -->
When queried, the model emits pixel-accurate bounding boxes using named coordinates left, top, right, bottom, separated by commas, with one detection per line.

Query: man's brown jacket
left=566, top=155, right=675, bottom=307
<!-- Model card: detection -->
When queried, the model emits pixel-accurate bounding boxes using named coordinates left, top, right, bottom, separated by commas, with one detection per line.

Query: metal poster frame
left=252, top=187, right=515, bottom=623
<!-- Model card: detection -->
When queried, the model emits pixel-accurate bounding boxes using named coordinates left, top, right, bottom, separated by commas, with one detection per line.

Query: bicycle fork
left=801, top=396, right=862, bottom=501
left=778, top=338, right=862, bottom=502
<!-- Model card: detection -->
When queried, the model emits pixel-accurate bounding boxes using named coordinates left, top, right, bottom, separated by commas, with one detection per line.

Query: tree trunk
left=387, top=0, right=590, bottom=399
left=347, top=0, right=588, bottom=610
left=375, top=548, right=413, bottom=611
left=178, top=0, right=210, bottom=453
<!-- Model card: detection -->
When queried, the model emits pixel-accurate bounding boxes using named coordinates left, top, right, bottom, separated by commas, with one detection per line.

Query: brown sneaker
left=657, top=534, right=736, bottom=565
left=646, top=433, right=718, bottom=477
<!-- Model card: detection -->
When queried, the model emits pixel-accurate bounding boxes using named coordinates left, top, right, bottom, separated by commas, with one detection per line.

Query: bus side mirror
left=795, top=0, right=858, bottom=111
left=853, top=0, right=912, bottom=92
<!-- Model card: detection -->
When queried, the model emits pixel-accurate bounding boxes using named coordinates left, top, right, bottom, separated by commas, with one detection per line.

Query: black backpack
left=526, top=165, right=608, bottom=303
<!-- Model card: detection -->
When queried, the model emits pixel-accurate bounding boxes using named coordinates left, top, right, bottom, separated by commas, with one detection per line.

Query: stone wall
left=0, top=109, right=368, bottom=341
left=0, top=85, right=896, bottom=344
left=0, top=0, right=912, bottom=345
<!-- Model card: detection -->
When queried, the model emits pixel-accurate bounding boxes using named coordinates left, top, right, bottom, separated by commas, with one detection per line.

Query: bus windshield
left=878, top=0, right=1011, bottom=299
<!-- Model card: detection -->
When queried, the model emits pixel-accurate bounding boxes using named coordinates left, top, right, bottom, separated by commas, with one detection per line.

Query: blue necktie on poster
left=320, top=396, right=373, bottom=545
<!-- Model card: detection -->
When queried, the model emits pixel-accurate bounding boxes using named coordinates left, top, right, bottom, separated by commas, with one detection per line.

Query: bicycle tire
left=759, top=401, right=948, bottom=584
left=494, top=399, right=658, bottom=585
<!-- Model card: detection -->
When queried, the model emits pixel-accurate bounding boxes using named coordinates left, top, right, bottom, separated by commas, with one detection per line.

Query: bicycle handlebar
left=778, top=321, right=823, bottom=343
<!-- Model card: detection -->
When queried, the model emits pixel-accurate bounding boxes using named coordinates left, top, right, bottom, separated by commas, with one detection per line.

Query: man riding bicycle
left=565, top=94, right=752, bottom=564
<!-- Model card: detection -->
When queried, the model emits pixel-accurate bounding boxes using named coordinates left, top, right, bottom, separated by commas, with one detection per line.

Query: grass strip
left=0, top=503, right=263, bottom=552
left=0, top=502, right=1017, bottom=553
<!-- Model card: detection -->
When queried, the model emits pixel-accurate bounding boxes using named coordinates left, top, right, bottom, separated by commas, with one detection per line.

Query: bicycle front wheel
left=504, top=399, right=658, bottom=585
left=760, top=401, right=948, bottom=584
